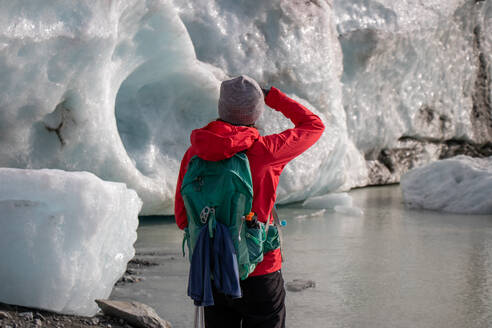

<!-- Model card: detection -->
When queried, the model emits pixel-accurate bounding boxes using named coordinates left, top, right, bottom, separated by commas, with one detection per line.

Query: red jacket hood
left=190, top=120, right=260, bottom=161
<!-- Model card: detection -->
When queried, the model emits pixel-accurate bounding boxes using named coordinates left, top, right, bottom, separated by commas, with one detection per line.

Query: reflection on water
left=111, top=186, right=492, bottom=328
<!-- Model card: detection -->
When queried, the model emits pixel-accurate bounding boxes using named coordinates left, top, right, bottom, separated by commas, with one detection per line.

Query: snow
left=0, top=168, right=142, bottom=316
left=401, top=156, right=492, bottom=214
left=0, top=0, right=489, bottom=214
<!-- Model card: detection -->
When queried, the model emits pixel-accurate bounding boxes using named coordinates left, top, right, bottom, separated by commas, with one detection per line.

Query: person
left=175, top=75, right=325, bottom=328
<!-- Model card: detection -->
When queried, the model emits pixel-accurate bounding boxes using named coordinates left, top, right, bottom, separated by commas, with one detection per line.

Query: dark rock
left=0, top=311, right=11, bottom=320
left=126, top=268, right=138, bottom=275
left=34, top=313, right=46, bottom=321
left=367, top=160, right=398, bottom=185
left=365, top=136, right=492, bottom=186
left=96, top=299, right=171, bottom=328
left=116, top=273, right=144, bottom=286
left=129, top=258, right=158, bottom=267
left=117, top=257, right=155, bottom=286
left=19, top=312, right=33, bottom=321
left=440, top=139, right=492, bottom=159
left=286, top=279, right=316, bottom=292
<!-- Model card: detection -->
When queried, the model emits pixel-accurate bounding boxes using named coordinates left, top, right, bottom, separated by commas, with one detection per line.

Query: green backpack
left=181, top=152, right=266, bottom=280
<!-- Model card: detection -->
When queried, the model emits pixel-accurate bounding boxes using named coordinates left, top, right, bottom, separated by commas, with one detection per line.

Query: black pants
left=204, top=270, right=286, bottom=328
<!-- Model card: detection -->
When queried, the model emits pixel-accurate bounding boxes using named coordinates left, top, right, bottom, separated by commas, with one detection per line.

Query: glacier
left=0, top=0, right=490, bottom=215
left=401, top=155, right=492, bottom=214
left=0, top=168, right=142, bottom=316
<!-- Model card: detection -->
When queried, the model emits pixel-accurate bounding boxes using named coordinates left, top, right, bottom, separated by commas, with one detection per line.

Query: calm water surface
left=111, top=186, right=492, bottom=328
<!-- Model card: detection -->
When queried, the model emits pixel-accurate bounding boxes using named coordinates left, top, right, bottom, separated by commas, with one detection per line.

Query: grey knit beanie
left=218, top=75, right=265, bottom=125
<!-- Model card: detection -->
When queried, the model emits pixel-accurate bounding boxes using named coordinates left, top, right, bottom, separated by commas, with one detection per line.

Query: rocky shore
left=0, top=298, right=171, bottom=328
left=0, top=302, right=130, bottom=328
left=0, top=254, right=169, bottom=328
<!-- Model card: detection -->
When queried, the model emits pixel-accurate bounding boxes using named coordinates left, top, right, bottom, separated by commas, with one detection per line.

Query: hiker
left=175, top=75, right=324, bottom=328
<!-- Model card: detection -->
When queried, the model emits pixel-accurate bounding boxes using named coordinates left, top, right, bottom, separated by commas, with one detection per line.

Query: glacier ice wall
left=0, top=0, right=224, bottom=214
left=336, top=0, right=491, bottom=153
left=0, top=0, right=366, bottom=212
left=0, top=168, right=141, bottom=316
left=0, top=0, right=490, bottom=214
left=119, top=0, right=368, bottom=205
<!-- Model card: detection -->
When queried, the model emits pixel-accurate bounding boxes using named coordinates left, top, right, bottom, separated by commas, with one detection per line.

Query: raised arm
left=261, top=87, right=325, bottom=165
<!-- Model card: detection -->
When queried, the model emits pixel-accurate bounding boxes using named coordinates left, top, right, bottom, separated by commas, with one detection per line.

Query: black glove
left=261, top=87, right=270, bottom=99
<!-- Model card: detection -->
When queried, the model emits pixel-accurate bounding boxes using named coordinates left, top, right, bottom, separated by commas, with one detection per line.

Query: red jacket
left=175, top=87, right=324, bottom=276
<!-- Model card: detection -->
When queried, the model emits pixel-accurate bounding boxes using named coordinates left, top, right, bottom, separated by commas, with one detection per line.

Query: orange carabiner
left=245, top=211, right=255, bottom=222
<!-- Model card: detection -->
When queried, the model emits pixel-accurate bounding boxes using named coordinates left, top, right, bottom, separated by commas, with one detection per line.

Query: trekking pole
left=194, top=305, right=205, bottom=328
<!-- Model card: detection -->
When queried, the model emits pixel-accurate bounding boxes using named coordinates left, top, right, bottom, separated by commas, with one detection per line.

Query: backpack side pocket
left=245, top=223, right=266, bottom=266
left=263, top=225, right=280, bottom=254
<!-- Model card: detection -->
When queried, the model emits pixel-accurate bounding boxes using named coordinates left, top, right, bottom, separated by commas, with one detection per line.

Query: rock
left=34, top=318, right=42, bottom=326
left=19, top=311, right=34, bottom=321
left=0, top=311, right=11, bottom=320
left=366, top=136, right=492, bottom=187
left=128, top=258, right=159, bottom=267
left=286, top=279, right=316, bottom=292
left=91, top=317, right=100, bottom=325
left=95, top=300, right=171, bottom=328
left=34, top=313, right=46, bottom=321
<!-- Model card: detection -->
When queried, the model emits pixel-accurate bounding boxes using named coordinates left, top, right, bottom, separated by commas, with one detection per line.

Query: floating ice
left=294, top=209, right=326, bottom=220
left=334, top=205, right=365, bottom=217
left=302, top=192, right=364, bottom=217
left=0, top=168, right=142, bottom=316
left=303, top=193, right=353, bottom=209
left=401, top=155, right=492, bottom=214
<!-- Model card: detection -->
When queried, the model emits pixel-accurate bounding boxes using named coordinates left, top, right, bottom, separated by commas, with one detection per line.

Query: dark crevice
left=45, top=120, right=65, bottom=146
left=398, top=136, right=492, bottom=158
left=471, top=24, right=492, bottom=142
left=398, top=135, right=442, bottom=144
left=305, top=0, right=321, bottom=8
left=43, top=101, right=74, bottom=147
left=378, top=149, right=395, bottom=173
left=414, top=105, right=453, bottom=139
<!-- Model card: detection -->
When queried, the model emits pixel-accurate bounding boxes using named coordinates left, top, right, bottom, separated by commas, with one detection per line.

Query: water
left=111, top=186, right=492, bottom=328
